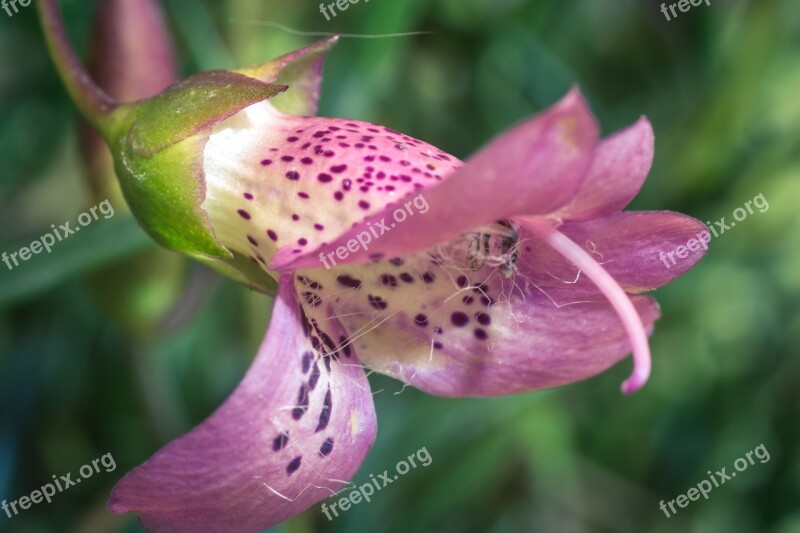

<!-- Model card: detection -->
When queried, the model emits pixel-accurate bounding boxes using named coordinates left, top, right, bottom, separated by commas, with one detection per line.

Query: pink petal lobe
left=554, top=117, right=654, bottom=221
left=108, top=279, right=377, bottom=532
left=271, top=88, right=600, bottom=271
left=515, top=211, right=710, bottom=293
left=519, top=217, right=651, bottom=393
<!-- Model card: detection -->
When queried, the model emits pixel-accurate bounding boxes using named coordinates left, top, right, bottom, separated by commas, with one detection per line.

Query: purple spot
left=243, top=192, right=253, bottom=200
left=298, top=192, right=310, bottom=199
left=334, top=191, right=344, bottom=201
left=247, top=235, right=258, bottom=246
left=476, top=312, right=492, bottom=326
left=291, top=384, right=309, bottom=420
left=298, top=238, right=308, bottom=246
left=380, top=274, right=398, bottom=287
left=451, top=312, right=469, bottom=327
left=286, top=171, right=300, bottom=181
left=399, top=273, right=414, bottom=283
left=368, top=295, right=388, bottom=310
left=292, top=214, right=300, bottom=221
left=433, top=342, right=444, bottom=350
left=267, top=230, right=278, bottom=242
left=457, top=275, right=469, bottom=288
left=303, top=291, right=322, bottom=307
left=337, top=275, right=362, bottom=289
left=414, top=314, right=428, bottom=327
left=309, top=363, right=320, bottom=390
left=318, top=173, right=333, bottom=183
left=315, top=388, right=332, bottom=432
left=273, top=432, right=289, bottom=451
left=301, top=351, right=313, bottom=373
left=422, top=272, right=435, bottom=284
left=339, top=337, right=352, bottom=357
left=343, top=179, right=352, bottom=191
left=260, top=159, right=272, bottom=166
left=282, top=155, right=295, bottom=162
left=301, top=157, right=314, bottom=165
left=286, top=456, right=302, bottom=475
left=314, top=223, right=325, bottom=231
left=319, top=438, right=334, bottom=457
left=474, top=328, right=488, bottom=340
left=237, top=209, right=251, bottom=220
left=389, top=258, right=404, bottom=266
left=358, top=200, right=370, bottom=210
left=287, top=136, right=299, bottom=142
left=331, top=164, right=348, bottom=173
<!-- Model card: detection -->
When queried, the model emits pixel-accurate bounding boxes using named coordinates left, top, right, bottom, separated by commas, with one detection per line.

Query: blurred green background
left=1, top=0, right=799, bottom=532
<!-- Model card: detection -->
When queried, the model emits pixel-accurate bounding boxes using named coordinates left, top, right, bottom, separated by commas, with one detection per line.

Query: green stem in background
left=37, top=0, right=121, bottom=139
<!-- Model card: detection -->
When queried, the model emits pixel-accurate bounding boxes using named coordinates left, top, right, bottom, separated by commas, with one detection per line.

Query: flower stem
left=520, top=217, right=652, bottom=394
left=37, top=0, right=118, bottom=138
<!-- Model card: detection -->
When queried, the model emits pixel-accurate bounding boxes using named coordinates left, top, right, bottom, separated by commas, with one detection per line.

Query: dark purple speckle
left=451, top=311, right=469, bottom=327
left=286, top=456, right=302, bottom=475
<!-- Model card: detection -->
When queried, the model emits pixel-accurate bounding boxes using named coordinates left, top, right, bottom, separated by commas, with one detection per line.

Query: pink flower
left=104, top=38, right=707, bottom=532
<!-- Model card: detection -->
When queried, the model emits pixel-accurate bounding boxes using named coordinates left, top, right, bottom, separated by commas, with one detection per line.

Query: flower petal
left=514, top=211, right=709, bottom=293
left=292, top=239, right=660, bottom=398
left=271, top=88, right=599, bottom=271
left=201, top=101, right=461, bottom=283
left=554, top=116, right=654, bottom=221
left=108, top=278, right=377, bottom=533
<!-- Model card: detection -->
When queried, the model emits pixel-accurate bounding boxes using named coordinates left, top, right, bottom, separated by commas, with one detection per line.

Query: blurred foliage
left=1, top=0, right=799, bottom=532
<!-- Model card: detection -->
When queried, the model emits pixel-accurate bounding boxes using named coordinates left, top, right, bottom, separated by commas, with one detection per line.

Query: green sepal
left=196, top=251, right=279, bottom=296
left=107, top=70, right=287, bottom=263
left=234, top=36, right=339, bottom=116
left=123, top=70, right=288, bottom=156
left=114, top=132, right=230, bottom=259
